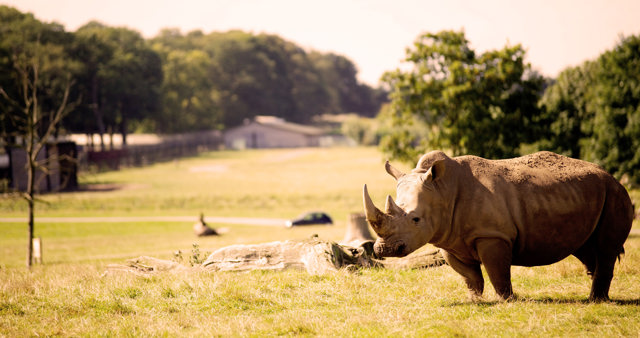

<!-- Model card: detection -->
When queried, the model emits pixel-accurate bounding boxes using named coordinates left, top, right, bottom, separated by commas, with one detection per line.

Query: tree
left=308, top=52, right=385, bottom=117
left=150, top=28, right=385, bottom=131
left=538, top=62, right=597, bottom=158
left=100, top=27, right=162, bottom=145
left=66, top=22, right=114, bottom=149
left=541, top=34, right=640, bottom=183
left=0, top=6, right=77, bottom=267
left=207, top=33, right=299, bottom=127
left=587, top=35, right=640, bottom=183
left=380, top=30, right=545, bottom=162
left=69, top=22, right=162, bottom=147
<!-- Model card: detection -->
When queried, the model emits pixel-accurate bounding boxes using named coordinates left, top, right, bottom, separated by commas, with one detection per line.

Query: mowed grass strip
left=1, top=147, right=639, bottom=336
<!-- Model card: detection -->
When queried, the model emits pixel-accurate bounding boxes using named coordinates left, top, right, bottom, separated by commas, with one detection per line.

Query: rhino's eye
left=412, top=217, right=420, bottom=224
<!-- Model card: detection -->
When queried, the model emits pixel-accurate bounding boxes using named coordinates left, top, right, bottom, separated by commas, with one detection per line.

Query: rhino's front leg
left=476, top=238, right=514, bottom=300
left=441, top=250, right=484, bottom=301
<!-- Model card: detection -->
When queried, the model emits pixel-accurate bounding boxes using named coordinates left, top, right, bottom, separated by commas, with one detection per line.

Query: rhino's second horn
left=385, top=195, right=404, bottom=216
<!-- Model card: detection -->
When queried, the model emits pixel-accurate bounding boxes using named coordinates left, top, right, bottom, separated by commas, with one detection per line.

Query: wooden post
left=32, top=237, right=42, bottom=264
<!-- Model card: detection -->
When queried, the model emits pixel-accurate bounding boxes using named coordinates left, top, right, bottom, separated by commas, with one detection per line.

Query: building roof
left=232, top=116, right=326, bottom=136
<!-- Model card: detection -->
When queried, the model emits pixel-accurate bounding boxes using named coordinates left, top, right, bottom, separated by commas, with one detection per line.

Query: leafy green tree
left=101, top=28, right=162, bottom=145
left=542, top=35, right=640, bottom=183
left=308, top=52, right=385, bottom=117
left=66, top=22, right=114, bottom=149
left=69, top=22, right=161, bottom=147
left=587, top=35, right=640, bottom=183
left=207, top=33, right=301, bottom=127
left=0, top=6, right=75, bottom=142
left=151, top=29, right=219, bottom=133
left=156, top=47, right=219, bottom=132
left=538, top=62, right=597, bottom=158
left=381, top=30, right=545, bottom=161
left=150, top=29, right=384, bottom=131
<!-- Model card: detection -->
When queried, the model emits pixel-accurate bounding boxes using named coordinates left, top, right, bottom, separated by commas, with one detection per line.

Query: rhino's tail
left=617, top=247, right=625, bottom=263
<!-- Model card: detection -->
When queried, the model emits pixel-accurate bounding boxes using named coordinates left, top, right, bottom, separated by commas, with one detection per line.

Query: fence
left=82, top=130, right=223, bottom=171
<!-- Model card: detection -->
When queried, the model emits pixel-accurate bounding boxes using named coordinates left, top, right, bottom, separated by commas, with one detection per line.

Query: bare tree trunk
left=91, top=75, right=106, bottom=151
left=26, top=155, right=35, bottom=268
left=25, top=64, right=38, bottom=269
left=108, top=126, right=114, bottom=151
left=121, top=111, right=128, bottom=147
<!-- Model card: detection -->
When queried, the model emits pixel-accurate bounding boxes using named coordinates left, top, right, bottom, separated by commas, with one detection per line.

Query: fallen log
left=105, top=237, right=445, bottom=276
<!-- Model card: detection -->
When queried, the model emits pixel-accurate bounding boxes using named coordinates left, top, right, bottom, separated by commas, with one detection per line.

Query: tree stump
left=340, top=213, right=375, bottom=247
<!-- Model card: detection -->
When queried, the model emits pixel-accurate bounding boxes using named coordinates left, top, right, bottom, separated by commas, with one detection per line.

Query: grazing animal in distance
left=193, top=213, right=218, bottom=237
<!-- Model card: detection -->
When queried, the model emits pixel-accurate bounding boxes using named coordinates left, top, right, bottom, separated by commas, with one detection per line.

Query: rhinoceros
left=363, top=150, right=634, bottom=301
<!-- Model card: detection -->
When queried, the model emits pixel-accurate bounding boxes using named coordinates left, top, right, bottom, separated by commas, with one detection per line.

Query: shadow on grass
left=445, top=296, right=640, bottom=306
left=522, top=297, right=640, bottom=305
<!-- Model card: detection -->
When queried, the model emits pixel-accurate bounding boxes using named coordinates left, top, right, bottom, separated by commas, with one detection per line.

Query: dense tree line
left=3, top=6, right=639, bottom=183
left=0, top=6, right=386, bottom=149
left=381, top=30, right=640, bottom=184
left=538, top=34, right=640, bottom=184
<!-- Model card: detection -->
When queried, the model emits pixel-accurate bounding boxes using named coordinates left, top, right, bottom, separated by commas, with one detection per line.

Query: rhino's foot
left=588, top=293, right=611, bottom=303
left=469, top=292, right=484, bottom=303
left=493, top=285, right=515, bottom=301
left=497, top=292, right=517, bottom=302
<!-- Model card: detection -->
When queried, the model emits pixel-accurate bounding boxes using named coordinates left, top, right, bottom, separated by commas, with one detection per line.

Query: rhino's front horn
left=363, top=184, right=390, bottom=233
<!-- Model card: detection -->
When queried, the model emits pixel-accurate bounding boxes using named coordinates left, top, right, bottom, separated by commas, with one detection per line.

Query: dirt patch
left=188, top=164, right=228, bottom=173
left=266, top=149, right=312, bottom=162
left=80, top=183, right=148, bottom=192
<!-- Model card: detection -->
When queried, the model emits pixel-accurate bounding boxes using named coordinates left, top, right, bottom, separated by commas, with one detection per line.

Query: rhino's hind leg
left=589, top=253, right=618, bottom=302
left=441, top=250, right=484, bottom=300
left=585, top=187, right=633, bottom=302
left=573, top=242, right=610, bottom=301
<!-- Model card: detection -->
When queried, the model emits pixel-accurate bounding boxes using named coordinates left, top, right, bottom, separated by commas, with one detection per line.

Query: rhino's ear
left=422, top=159, right=446, bottom=184
left=385, top=161, right=405, bottom=181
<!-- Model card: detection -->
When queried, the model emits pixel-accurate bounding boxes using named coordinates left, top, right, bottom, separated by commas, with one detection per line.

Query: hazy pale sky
left=3, top=0, right=640, bottom=85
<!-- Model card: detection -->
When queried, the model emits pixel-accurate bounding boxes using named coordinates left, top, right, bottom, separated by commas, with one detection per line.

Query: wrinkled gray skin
left=364, top=150, right=634, bottom=301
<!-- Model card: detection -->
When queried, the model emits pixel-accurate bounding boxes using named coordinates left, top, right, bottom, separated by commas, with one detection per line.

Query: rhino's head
left=364, top=157, right=448, bottom=257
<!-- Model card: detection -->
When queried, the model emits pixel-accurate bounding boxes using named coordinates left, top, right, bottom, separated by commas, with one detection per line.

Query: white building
left=224, top=116, right=327, bottom=149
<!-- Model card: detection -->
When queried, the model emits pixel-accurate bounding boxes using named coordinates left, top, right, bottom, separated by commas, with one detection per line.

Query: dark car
left=285, top=211, right=333, bottom=228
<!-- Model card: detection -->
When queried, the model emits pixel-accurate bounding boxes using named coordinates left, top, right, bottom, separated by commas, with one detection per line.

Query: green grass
left=0, top=147, right=403, bottom=219
left=1, top=147, right=639, bottom=336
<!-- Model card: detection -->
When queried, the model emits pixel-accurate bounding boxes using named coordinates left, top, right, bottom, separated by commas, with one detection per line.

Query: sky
left=3, top=0, right=640, bottom=86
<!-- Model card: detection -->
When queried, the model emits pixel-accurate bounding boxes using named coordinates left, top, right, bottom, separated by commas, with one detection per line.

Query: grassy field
left=1, top=147, right=639, bottom=336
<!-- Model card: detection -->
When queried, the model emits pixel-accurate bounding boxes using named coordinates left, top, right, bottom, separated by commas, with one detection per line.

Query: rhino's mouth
left=374, top=239, right=408, bottom=257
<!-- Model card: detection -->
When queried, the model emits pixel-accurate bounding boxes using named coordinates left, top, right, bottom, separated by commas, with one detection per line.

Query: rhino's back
left=451, top=151, right=629, bottom=266
left=460, top=151, right=607, bottom=186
